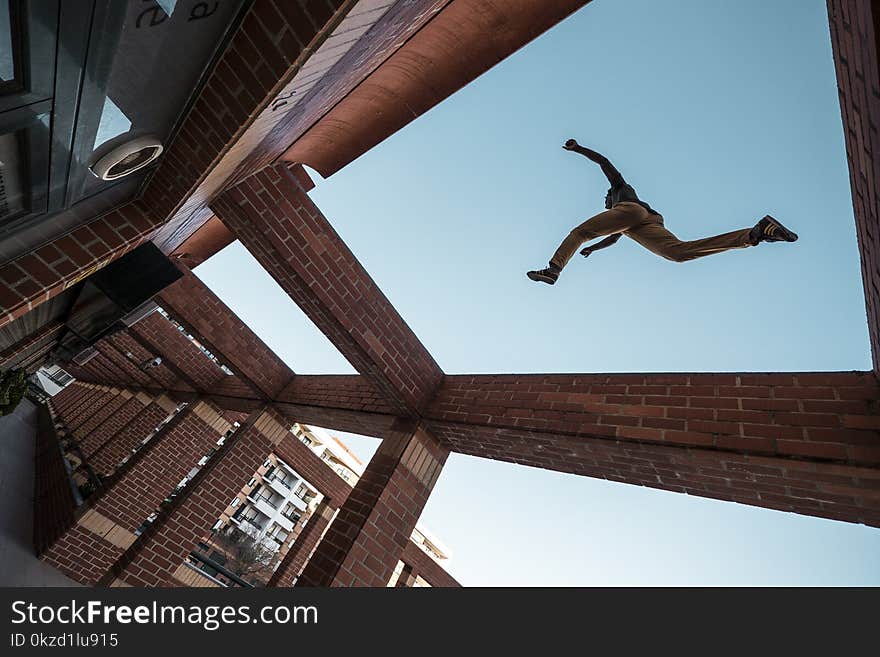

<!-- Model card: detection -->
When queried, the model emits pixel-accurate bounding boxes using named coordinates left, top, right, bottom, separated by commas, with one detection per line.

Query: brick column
left=296, top=421, right=449, bottom=587
left=33, top=404, right=78, bottom=555
left=51, top=382, right=89, bottom=414
left=425, top=372, right=880, bottom=527
left=0, top=320, right=63, bottom=368
left=827, top=0, right=880, bottom=373
left=267, top=500, right=335, bottom=587
left=156, top=265, right=294, bottom=399
left=87, top=394, right=175, bottom=477
left=77, top=390, right=151, bottom=459
left=108, top=409, right=290, bottom=587
left=400, top=541, right=460, bottom=587
left=55, top=384, right=108, bottom=429
left=40, top=401, right=231, bottom=584
left=71, top=388, right=131, bottom=444
left=129, top=313, right=229, bottom=391
left=212, top=163, right=443, bottom=417
left=394, top=563, right=417, bottom=588
left=66, top=386, right=121, bottom=433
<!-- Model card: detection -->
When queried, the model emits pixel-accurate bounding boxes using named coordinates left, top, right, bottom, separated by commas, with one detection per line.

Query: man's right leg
left=528, top=204, right=646, bottom=284
left=550, top=204, right=646, bottom=270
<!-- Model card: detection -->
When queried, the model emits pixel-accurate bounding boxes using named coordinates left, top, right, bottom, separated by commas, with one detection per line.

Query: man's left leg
left=527, top=203, right=647, bottom=284
left=626, top=215, right=797, bottom=263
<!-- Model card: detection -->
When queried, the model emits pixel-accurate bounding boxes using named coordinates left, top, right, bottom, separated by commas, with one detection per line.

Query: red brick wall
left=58, top=386, right=114, bottom=432
left=106, top=331, right=187, bottom=392
left=41, top=404, right=227, bottom=584
left=50, top=382, right=92, bottom=423
left=401, top=541, right=460, bottom=588
left=0, top=203, right=155, bottom=329
left=79, top=351, right=133, bottom=389
left=274, top=375, right=397, bottom=437
left=297, top=422, right=449, bottom=587
left=0, top=320, right=63, bottom=368
left=77, top=393, right=151, bottom=459
left=425, top=372, right=880, bottom=526
left=88, top=401, right=171, bottom=477
left=93, top=341, right=157, bottom=389
left=212, top=163, right=443, bottom=417
left=33, top=404, right=77, bottom=556
left=0, top=1, right=348, bottom=329
left=71, top=390, right=129, bottom=443
left=141, top=0, right=348, bottom=235
left=130, top=313, right=228, bottom=391
left=267, top=500, right=335, bottom=587
left=156, top=265, right=294, bottom=398
left=272, top=432, right=351, bottom=503
left=69, top=389, right=122, bottom=433
left=51, top=382, right=89, bottom=414
left=96, top=407, right=222, bottom=530
left=111, top=413, right=275, bottom=587
left=76, top=393, right=138, bottom=455
left=827, top=0, right=880, bottom=371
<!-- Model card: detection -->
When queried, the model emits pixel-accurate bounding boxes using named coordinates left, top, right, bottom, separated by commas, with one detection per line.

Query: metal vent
left=89, top=136, right=163, bottom=180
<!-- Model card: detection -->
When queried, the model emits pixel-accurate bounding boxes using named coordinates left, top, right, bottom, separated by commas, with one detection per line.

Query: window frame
left=0, top=0, right=56, bottom=113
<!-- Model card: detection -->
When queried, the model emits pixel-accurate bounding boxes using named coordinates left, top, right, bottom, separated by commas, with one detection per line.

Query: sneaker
left=527, top=266, right=560, bottom=285
left=750, top=215, right=798, bottom=245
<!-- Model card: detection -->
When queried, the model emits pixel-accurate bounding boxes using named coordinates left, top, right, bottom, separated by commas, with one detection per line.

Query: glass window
left=0, top=0, right=20, bottom=91
left=0, top=129, right=25, bottom=221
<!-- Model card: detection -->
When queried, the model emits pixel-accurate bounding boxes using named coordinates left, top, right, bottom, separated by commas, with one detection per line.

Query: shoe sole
left=527, top=271, right=556, bottom=285
left=764, top=216, right=798, bottom=243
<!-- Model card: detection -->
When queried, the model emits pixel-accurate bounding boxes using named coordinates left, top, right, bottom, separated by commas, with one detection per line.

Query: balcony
left=293, top=486, right=315, bottom=506
left=264, top=473, right=295, bottom=497
left=231, top=514, right=263, bottom=533
left=261, top=531, right=289, bottom=550
left=247, top=495, right=278, bottom=519
left=273, top=513, right=295, bottom=533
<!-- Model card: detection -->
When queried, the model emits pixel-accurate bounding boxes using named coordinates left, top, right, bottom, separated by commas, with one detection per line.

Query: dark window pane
left=0, top=0, right=15, bottom=82
left=0, top=130, right=25, bottom=220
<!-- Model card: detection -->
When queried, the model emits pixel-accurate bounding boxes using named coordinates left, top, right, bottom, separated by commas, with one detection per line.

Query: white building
left=203, top=422, right=452, bottom=586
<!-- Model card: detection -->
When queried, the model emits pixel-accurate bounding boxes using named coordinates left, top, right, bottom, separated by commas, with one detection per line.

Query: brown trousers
left=550, top=201, right=754, bottom=270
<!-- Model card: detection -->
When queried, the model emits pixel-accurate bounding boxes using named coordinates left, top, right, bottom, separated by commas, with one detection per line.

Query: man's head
left=605, top=189, right=613, bottom=209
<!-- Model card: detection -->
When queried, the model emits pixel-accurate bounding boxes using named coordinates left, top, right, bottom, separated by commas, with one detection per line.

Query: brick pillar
left=267, top=500, right=335, bottom=587
left=108, top=409, right=290, bottom=587
left=65, top=386, right=118, bottom=432
left=40, top=401, right=231, bottom=584
left=71, top=388, right=131, bottom=444
left=55, top=383, right=106, bottom=427
left=33, top=404, right=77, bottom=555
left=77, top=391, right=151, bottom=459
left=395, top=563, right=417, bottom=587
left=296, top=422, right=449, bottom=587
left=51, top=382, right=86, bottom=414
left=212, top=163, right=443, bottom=417
left=0, top=320, right=63, bottom=368
left=88, top=394, right=175, bottom=476
left=827, top=0, right=880, bottom=373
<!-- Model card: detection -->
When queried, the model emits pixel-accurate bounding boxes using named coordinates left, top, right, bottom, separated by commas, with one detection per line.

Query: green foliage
left=0, top=369, right=28, bottom=417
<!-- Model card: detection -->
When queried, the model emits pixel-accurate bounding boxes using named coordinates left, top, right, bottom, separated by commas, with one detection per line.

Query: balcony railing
left=248, top=494, right=278, bottom=510
left=265, top=472, right=295, bottom=488
left=232, top=514, right=262, bottom=531
left=294, top=488, right=315, bottom=504
left=282, top=510, right=301, bottom=523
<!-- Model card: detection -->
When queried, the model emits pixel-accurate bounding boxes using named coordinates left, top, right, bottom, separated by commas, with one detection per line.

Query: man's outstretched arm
left=563, top=138, right=625, bottom=187
left=580, top=233, right=622, bottom=257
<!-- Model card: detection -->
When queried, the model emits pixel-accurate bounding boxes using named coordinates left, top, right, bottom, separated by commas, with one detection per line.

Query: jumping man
left=527, top=139, right=798, bottom=285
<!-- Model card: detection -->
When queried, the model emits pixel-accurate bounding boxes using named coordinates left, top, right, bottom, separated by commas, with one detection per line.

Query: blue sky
left=197, top=0, right=880, bottom=585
